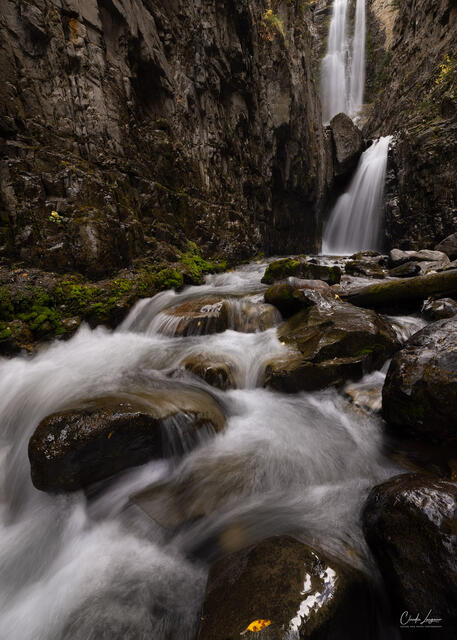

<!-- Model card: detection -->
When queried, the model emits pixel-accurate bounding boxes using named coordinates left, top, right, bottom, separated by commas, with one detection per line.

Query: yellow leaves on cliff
left=240, top=619, right=272, bottom=635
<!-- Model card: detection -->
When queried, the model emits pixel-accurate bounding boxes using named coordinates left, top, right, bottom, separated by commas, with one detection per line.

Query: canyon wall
left=366, top=0, right=457, bottom=249
left=0, top=0, right=331, bottom=278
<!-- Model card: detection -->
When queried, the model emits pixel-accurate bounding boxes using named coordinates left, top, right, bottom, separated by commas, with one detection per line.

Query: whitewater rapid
left=0, top=261, right=412, bottom=639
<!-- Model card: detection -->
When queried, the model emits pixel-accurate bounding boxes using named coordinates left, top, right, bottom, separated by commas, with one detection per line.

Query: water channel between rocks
left=0, top=257, right=426, bottom=640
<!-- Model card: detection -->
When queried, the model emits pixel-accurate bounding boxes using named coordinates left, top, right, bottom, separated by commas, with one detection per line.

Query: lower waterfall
left=322, top=136, right=392, bottom=255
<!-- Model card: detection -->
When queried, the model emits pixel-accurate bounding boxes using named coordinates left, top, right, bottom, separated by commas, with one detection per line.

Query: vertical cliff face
left=0, top=0, right=330, bottom=277
left=365, top=0, right=457, bottom=249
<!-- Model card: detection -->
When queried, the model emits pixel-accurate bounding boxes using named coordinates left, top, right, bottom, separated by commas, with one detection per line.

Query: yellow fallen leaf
left=107, top=431, right=114, bottom=439
left=240, top=619, right=272, bottom=635
left=334, top=294, right=340, bottom=300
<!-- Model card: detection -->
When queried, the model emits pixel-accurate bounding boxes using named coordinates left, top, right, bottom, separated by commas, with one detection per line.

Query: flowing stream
left=320, top=0, right=366, bottom=123
left=322, top=136, right=392, bottom=255
left=0, top=260, right=420, bottom=639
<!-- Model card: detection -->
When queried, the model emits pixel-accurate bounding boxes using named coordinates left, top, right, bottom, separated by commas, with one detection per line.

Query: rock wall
left=366, top=0, right=457, bottom=249
left=0, top=0, right=331, bottom=278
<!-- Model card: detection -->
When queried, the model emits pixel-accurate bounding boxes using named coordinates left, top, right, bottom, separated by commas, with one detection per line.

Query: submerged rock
left=329, top=112, right=364, bottom=178
left=197, top=536, right=376, bottom=640
left=382, top=317, right=457, bottom=443
left=435, top=232, right=457, bottom=260
left=29, top=391, right=225, bottom=492
left=264, top=278, right=331, bottom=317
left=422, top=297, right=457, bottom=320
left=344, top=268, right=457, bottom=311
left=261, top=258, right=341, bottom=286
left=157, top=298, right=230, bottom=336
left=227, top=300, right=280, bottom=333
left=181, top=354, right=237, bottom=390
left=264, top=298, right=399, bottom=392
left=157, top=298, right=279, bottom=336
left=363, top=474, right=457, bottom=630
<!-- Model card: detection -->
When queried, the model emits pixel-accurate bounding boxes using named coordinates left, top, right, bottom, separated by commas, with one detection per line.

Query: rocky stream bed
left=1, top=245, right=457, bottom=639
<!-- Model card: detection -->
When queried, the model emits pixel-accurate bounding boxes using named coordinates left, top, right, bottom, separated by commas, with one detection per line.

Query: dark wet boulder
left=181, top=354, right=237, bottom=390
left=363, top=474, right=457, bottom=631
left=198, top=536, right=376, bottom=640
left=435, top=232, right=457, bottom=260
left=265, top=354, right=366, bottom=393
left=264, top=278, right=331, bottom=317
left=264, top=298, right=400, bottom=392
left=388, top=261, right=421, bottom=278
left=382, top=317, right=457, bottom=443
left=29, top=391, right=225, bottom=492
left=261, top=258, right=341, bottom=286
left=329, top=112, right=363, bottom=178
left=422, top=297, right=457, bottom=320
left=344, top=269, right=457, bottom=311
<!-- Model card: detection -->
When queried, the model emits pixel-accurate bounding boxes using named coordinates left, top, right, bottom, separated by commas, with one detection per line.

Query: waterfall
left=322, top=136, right=392, bottom=255
left=320, top=0, right=366, bottom=123
left=349, top=0, right=366, bottom=117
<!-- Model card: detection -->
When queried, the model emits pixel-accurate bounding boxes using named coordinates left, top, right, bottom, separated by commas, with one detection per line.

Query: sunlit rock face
left=0, top=0, right=331, bottom=274
left=197, top=536, right=377, bottom=640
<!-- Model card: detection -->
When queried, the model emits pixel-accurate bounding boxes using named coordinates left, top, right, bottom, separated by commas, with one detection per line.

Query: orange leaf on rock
left=240, top=619, right=272, bottom=635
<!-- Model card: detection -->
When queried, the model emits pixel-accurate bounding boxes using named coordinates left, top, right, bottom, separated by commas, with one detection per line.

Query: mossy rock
left=345, top=268, right=457, bottom=311
left=264, top=298, right=400, bottom=392
left=261, top=257, right=341, bottom=286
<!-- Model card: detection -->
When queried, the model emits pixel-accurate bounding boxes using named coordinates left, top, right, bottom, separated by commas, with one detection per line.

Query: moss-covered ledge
left=0, top=242, right=228, bottom=357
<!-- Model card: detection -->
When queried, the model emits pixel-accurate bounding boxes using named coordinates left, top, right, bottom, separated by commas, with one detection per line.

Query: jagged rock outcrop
left=329, top=112, right=363, bottom=179
left=366, top=0, right=457, bottom=250
left=0, top=0, right=331, bottom=277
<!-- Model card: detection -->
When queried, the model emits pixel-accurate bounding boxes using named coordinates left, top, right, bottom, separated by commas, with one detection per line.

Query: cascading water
left=349, top=0, right=366, bottom=117
left=0, top=260, right=415, bottom=639
left=320, top=0, right=367, bottom=123
left=322, top=136, right=392, bottom=255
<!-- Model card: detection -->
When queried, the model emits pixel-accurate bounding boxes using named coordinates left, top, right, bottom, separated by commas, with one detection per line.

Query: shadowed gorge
left=0, top=1, right=457, bottom=639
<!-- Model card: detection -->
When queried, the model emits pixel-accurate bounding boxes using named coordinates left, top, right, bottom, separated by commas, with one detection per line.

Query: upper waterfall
left=320, top=0, right=367, bottom=123
left=322, top=136, right=393, bottom=255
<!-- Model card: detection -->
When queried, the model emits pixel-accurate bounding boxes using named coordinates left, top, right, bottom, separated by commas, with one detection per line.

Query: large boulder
left=435, top=232, right=457, bottom=260
left=363, top=474, right=457, bottom=632
left=389, top=248, right=450, bottom=268
left=264, top=298, right=400, bottom=392
left=29, top=391, right=225, bottom=492
left=198, top=536, right=376, bottom=640
left=264, top=278, right=331, bottom=317
left=261, top=258, right=341, bottom=286
left=382, top=317, right=457, bottom=443
left=329, top=112, right=363, bottom=177
left=344, top=268, right=457, bottom=311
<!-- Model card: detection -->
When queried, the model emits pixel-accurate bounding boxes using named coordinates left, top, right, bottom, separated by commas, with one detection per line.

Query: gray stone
left=329, top=112, right=363, bottom=177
